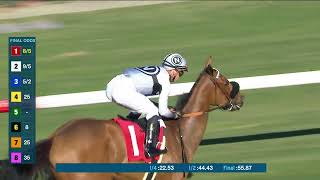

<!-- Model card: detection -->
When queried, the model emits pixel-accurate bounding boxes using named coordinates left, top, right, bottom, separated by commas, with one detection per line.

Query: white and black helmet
left=162, top=53, right=188, bottom=72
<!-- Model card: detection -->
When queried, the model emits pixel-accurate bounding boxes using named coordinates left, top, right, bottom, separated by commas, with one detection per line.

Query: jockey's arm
left=157, top=78, right=175, bottom=119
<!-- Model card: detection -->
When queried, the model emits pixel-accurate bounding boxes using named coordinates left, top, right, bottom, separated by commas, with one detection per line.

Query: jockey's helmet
left=162, top=53, right=188, bottom=72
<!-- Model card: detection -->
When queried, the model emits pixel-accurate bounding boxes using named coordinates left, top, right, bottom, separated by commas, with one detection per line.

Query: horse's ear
left=205, top=56, right=213, bottom=68
left=204, top=56, right=214, bottom=75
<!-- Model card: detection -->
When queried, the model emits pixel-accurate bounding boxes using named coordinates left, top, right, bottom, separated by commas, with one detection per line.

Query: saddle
left=113, top=114, right=166, bottom=163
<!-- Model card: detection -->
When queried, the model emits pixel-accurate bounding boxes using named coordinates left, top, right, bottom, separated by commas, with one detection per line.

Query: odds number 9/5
left=22, top=63, right=32, bottom=70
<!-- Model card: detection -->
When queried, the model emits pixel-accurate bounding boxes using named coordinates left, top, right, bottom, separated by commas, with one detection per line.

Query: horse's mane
left=175, top=65, right=213, bottom=111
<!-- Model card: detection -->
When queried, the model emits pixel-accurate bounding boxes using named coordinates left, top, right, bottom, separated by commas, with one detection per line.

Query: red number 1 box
left=11, top=46, right=21, bottom=56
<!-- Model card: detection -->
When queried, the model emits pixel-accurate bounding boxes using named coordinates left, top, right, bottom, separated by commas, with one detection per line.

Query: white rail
left=36, top=70, right=320, bottom=109
left=0, top=70, right=319, bottom=112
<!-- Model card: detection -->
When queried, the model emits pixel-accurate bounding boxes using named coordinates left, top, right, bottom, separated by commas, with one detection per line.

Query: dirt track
left=0, top=1, right=180, bottom=20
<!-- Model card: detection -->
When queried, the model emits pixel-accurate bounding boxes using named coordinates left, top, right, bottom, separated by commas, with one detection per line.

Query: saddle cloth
left=113, top=116, right=166, bottom=163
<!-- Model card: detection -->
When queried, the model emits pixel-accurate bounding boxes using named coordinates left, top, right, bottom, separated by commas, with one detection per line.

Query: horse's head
left=203, top=56, right=244, bottom=111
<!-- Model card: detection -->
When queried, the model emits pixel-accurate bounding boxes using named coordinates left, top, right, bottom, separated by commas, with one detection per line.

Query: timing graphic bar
left=56, top=163, right=267, bottom=173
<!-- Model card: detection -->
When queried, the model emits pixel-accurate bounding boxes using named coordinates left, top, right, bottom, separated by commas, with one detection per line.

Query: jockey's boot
left=144, top=115, right=166, bottom=158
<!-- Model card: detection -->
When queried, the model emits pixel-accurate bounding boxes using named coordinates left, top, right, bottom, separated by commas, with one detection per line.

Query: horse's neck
left=180, top=77, right=213, bottom=162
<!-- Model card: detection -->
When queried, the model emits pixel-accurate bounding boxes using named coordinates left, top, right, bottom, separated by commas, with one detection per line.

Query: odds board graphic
left=8, top=37, right=36, bottom=164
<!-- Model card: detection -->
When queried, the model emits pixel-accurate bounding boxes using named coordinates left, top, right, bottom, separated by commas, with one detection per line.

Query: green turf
left=0, top=1, right=320, bottom=179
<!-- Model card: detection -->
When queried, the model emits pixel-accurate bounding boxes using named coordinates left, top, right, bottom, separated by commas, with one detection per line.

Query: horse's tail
left=0, top=138, right=55, bottom=180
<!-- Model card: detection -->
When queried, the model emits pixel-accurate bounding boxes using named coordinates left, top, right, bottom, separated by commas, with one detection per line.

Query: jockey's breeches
left=106, top=74, right=159, bottom=120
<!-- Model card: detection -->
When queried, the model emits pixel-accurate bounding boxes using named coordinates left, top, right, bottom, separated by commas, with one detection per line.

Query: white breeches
left=106, top=74, right=159, bottom=120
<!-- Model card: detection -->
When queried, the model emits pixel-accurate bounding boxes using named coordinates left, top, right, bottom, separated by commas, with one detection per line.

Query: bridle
left=177, top=67, right=241, bottom=177
left=181, top=69, right=240, bottom=118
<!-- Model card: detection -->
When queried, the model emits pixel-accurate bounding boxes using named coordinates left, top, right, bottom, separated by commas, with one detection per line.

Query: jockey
left=106, top=53, right=188, bottom=158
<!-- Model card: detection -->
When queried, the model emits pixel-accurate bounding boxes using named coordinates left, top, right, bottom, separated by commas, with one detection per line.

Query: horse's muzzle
left=223, top=95, right=244, bottom=111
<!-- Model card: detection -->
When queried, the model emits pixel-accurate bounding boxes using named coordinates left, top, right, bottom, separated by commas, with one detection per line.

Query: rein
left=182, top=106, right=220, bottom=118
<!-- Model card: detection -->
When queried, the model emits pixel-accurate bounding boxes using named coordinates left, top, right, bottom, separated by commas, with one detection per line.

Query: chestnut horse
left=0, top=57, right=244, bottom=180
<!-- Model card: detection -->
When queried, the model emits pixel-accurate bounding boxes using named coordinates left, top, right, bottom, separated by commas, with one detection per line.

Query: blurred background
left=0, top=1, right=319, bottom=179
